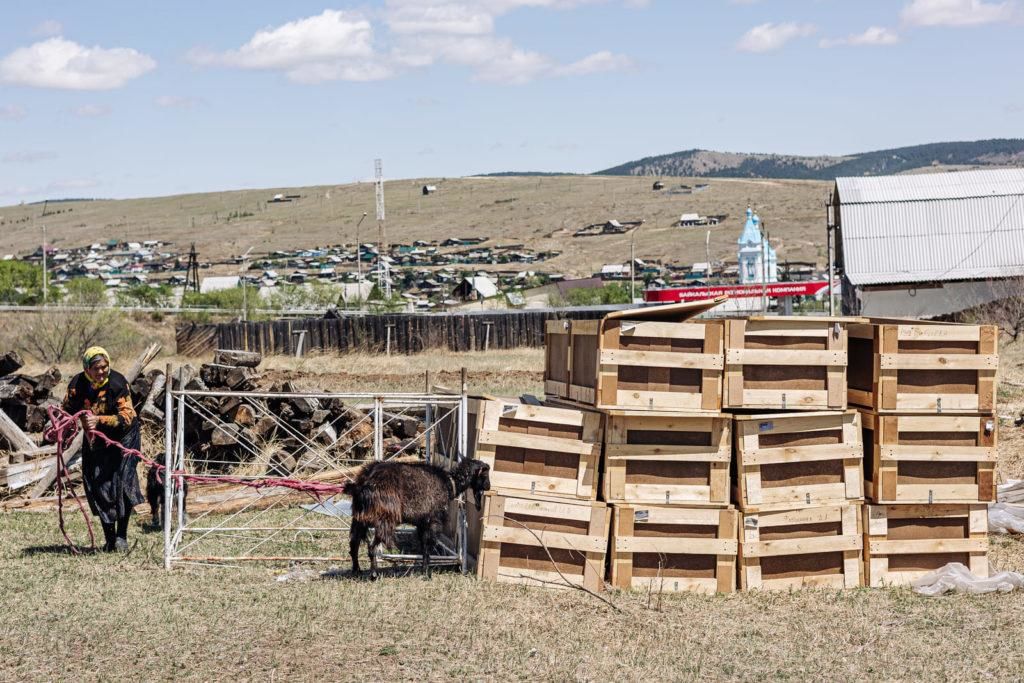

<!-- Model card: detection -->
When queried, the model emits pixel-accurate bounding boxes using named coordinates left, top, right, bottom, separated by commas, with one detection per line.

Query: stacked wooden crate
left=545, top=299, right=741, bottom=594
left=470, top=398, right=611, bottom=591
left=727, top=317, right=864, bottom=590
left=849, top=320, right=997, bottom=587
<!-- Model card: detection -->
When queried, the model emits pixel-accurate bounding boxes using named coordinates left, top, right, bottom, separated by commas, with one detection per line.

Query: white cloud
left=387, top=4, right=495, bottom=35
left=187, top=9, right=381, bottom=83
left=737, top=22, right=817, bottom=52
left=384, top=1, right=634, bottom=83
left=155, top=95, right=204, bottom=109
left=901, top=0, right=1016, bottom=26
left=553, top=50, right=633, bottom=76
left=819, top=26, right=900, bottom=47
left=3, top=150, right=57, bottom=164
left=189, top=3, right=636, bottom=85
left=0, top=38, right=155, bottom=90
left=0, top=104, right=27, bottom=120
left=32, top=20, right=63, bottom=37
left=70, top=103, right=111, bottom=117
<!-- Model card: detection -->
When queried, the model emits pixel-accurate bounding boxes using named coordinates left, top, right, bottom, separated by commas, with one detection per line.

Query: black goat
left=343, top=459, right=490, bottom=579
left=146, top=465, right=188, bottom=530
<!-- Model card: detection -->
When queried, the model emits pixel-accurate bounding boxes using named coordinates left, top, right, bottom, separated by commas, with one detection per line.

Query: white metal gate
left=161, top=373, right=469, bottom=571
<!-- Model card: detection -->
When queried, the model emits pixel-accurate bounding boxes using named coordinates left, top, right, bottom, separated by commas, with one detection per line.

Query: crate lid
left=603, top=296, right=727, bottom=322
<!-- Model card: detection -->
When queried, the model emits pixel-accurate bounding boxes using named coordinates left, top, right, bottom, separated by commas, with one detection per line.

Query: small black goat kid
left=343, top=459, right=490, bottom=579
left=146, top=465, right=188, bottom=530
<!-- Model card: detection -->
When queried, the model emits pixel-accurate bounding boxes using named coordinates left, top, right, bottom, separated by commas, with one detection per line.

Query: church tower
left=737, top=207, right=777, bottom=285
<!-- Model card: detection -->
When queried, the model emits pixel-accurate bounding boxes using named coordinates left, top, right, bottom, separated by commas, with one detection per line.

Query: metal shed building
left=832, top=168, right=1024, bottom=317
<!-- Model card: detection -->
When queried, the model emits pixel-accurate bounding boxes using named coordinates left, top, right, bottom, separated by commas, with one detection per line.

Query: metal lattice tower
left=375, top=159, right=386, bottom=252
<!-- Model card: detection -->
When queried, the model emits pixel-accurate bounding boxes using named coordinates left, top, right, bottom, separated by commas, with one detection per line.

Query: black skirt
left=80, top=424, right=145, bottom=524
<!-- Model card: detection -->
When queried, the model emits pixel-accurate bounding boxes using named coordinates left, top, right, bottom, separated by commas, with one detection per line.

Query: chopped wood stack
left=0, top=351, right=63, bottom=438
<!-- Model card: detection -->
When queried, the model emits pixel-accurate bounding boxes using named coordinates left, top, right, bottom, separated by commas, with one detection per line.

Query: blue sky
left=0, top=0, right=1020, bottom=204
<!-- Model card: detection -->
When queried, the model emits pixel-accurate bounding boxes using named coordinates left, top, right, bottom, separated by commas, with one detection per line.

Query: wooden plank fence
left=175, top=309, right=613, bottom=357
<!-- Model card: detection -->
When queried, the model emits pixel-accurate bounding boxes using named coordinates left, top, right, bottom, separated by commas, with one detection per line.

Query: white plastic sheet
left=989, top=480, right=1024, bottom=534
left=911, top=562, right=1024, bottom=597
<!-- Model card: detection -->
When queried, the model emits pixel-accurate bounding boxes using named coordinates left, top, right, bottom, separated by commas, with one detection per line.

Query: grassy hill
left=0, top=175, right=830, bottom=279
left=596, top=138, right=1024, bottom=179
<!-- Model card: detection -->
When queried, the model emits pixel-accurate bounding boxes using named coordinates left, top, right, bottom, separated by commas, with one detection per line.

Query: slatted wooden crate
left=544, top=299, right=727, bottom=412
left=610, top=506, right=737, bottom=594
left=733, top=411, right=864, bottom=512
left=861, top=412, right=997, bottom=504
left=739, top=505, right=863, bottom=591
left=863, top=504, right=988, bottom=587
left=724, top=317, right=848, bottom=411
left=848, top=321, right=997, bottom=414
left=603, top=411, right=732, bottom=507
left=477, top=492, right=610, bottom=592
left=474, top=400, right=603, bottom=501
left=544, top=319, right=571, bottom=399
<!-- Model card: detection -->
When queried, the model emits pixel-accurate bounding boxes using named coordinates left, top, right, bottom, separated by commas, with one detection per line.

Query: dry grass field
left=0, top=175, right=831, bottom=278
left=3, top=342, right=1024, bottom=680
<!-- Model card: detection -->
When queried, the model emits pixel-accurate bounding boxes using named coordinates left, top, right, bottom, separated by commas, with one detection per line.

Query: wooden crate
left=724, top=317, right=848, bottom=411
left=474, top=400, right=603, bottom=501
left=477, top=492, right=610, bottom=592
left=739, top=505, right=863, bottom=591
left=602, top=411, right=732, bottom=507
left=544, top=319, right=571, bottom=399
left=864, top=504, right=988, bottom=587
left=544, top=299, right=727, bottom=412
left=733, top=411, right=864, bottom=512
left=861, top=411, right=997, bottom=504
left=610, top=506, right=737, bottom=594
left=848, top=321, right=997, bottom=414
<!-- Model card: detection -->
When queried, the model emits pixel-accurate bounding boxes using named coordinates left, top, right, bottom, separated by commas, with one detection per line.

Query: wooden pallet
left=544, top=299, right=727, bottom=412
left=733, top=411, right=864, bottom=512
left=739, top=505, right=862, bottom=590
left=610, top=506, right=737, bottom=594
left=474, top=400, right=603, bottom=501
left=477, top=492, right=610, bottom=592
left=602, top=411, right=732, bottom=507
left=864, top=504, right=988, bottom=587
left=724, top=317, right=848, bottom=411
left=861, top=411, right=996, bottom=504
left=848, top=321, right=997, bottom=414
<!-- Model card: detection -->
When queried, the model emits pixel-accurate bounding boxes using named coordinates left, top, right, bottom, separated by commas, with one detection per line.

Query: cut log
left=0, top=406, right=36, bottom=452
left=233, top=404, right=256, bottom=427
left=213, top=349, right=262, bottom=368
left=0, top=350, right=24, bottom=376
left=225, top=366, right=259, bottom=390
left=171, top=364, right=198, bottom=390
left=253, top=416, right=278, bottom=439
left=140, top=372, right=166, bottom=422
left=0, top=382, right=30, bottom=402
left=27, top=367, right=62, bottom=398
left=124, top=343, right=162, bottom=385
left=210, top=423, right=241, bottom=446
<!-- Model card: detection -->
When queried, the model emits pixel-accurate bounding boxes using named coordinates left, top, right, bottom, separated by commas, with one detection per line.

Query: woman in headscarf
left=62, top=346, right=144, bottom=552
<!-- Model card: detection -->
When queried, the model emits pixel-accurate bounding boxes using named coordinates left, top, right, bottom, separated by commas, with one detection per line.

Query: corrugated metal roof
left=837, top=169, right=1024, bottom=286
left=836, top=169, right=1024, bottom=204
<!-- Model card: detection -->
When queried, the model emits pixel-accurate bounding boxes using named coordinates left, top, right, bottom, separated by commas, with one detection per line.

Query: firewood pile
left=0, top=351, right=63, bottom=436
left=169, top=349, right=425, bottom=476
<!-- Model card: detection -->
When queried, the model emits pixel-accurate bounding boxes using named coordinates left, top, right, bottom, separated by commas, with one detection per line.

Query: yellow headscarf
left=82, top=346, right=110, bottom=370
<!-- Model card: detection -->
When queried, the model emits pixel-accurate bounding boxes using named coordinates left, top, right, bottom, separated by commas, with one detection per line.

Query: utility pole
left=705, top=230, right=711, bottom=280
left=826, top=197, right=836, bottom=316
left=355, top=212, right=367, bottom=283
left=41, top=224, right=48, bottom=306
left=239, top=246, right=253, bottom=322
left=630, top=235, right=636, bottom=303
left=761, top=231, right=768, bottom=314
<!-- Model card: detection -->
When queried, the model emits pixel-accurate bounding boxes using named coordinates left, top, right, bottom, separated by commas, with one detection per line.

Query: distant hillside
left=596, top=139, right=1024, bottom=179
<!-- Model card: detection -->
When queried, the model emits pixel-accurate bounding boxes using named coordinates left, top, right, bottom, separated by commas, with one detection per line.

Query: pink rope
left=44, top=405, right=350, bottom=553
